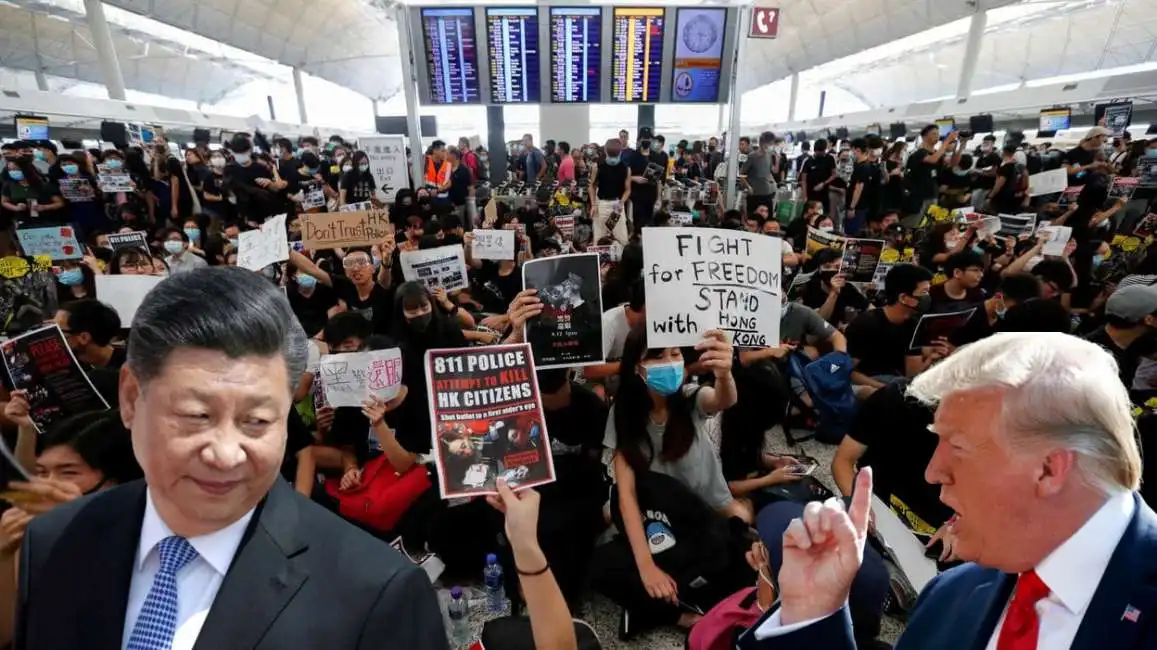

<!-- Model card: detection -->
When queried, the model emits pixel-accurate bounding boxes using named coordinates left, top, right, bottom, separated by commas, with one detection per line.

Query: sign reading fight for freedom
left=643, top=227, right=781, bottom=348
left=301, top=208, right=393, bottom=250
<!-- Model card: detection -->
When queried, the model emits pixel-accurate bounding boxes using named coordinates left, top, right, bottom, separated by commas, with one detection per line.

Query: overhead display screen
left=421, top=8, right=481, bottom=105
left=671, top=8, right=725, bottom=102
left=486, top=7, right=540, bottom=103
left=611, top=7, right=665, bottom=103
left=1039, top=108, right=1072, bottom=132
left=550, top=7, right=602, bottom=103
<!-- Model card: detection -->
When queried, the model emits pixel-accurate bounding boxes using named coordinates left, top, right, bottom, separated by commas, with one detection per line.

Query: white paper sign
left=95, top=275, right=165, bottom=325
left=238, top=214, right=289, bottom=271
left=302, top=188, right=325, bottom=210
left=360, top=136, right=409, bottom=203
left=1038, top=225, right=1073, bottom=256
left=472, top=229, right=515, bottom=261
left=642, top=227, right=782, bottom=348
left=340, top=201, right=373, bottom=213
left=96, top=165, right=133, bottom=193
left=318, top=348, right=404, bottom=408
left=977, top=216, right=1002, bottom=238
left=1029, top=168, right=1068, bottom=197
left=554, top=215, right=576, bottom=239
left=400, top=244, right=469, bottom=291
left=669, top=211, right=694, bottom=226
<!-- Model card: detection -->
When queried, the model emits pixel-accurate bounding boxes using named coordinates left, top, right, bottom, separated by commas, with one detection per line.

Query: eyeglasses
left=343, top=258, right=370, bottom=269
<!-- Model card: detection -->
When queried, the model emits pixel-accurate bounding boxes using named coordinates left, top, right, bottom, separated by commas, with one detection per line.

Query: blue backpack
left=786, top=350, right=858, bottom=444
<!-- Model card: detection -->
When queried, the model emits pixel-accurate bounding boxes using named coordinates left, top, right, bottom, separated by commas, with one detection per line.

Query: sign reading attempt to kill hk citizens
left=643, top=227, right=782, bottom=348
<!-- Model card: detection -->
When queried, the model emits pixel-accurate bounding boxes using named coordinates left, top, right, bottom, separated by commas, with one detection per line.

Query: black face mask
left=407, top=313, right=432, bottom=331
left=818, top=270, right=838, bottom=284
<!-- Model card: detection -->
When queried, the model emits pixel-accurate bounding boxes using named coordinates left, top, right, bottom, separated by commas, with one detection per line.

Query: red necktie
left=996, top=570, right=1051, bottom=650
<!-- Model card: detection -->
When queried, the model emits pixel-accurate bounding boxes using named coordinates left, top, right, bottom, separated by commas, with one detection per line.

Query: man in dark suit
left=15, top=267, right=448, bottom=650
left=740, top=332, right=1157, bottom=650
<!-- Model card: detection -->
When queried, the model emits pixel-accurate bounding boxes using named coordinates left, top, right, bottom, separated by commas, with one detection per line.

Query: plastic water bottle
left=447, top=586, right=470, bottom=647
left=483, top=553, right=506, bottom=612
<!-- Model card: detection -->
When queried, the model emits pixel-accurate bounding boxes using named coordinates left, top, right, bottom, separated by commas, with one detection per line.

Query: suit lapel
left=1070, top=495, right=1157, bottom=650
left=192, top=480, right=309, bottom=650
left=73, top=481, right=147, bottom=650
left=959, top=573, right=1015, bottom=650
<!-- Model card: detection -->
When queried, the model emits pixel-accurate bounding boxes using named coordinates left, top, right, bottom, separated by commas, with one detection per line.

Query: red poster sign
left=750, top=6, right=780, bottom=39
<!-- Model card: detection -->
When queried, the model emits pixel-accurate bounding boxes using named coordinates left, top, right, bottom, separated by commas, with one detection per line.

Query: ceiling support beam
left=81, top=0, right=127, bottom=100
left=956, top=6, right=988, bottom=100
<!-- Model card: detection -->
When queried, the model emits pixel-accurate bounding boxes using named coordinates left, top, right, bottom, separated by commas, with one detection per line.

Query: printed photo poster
left=643, top=227, right=782, bottom=349
left=471, top=229, right=516, bottom=261
left=1139, top=158, right=1157, bottom=188
left=1057, top=186, right=1082, bottom=209
left=908, top=308, right=977, bottom=352
left=554, top=215, right=576, bottom=240
left=107, top=230, right=150, bottom=254
left=426, top=344, right=556, bottom=499
left=96, top=165, right=133, bottom=193
left=998, top=213, right=1037, bottom=239
left=669, top=211, right=694, bottom=226
left=806, top=227, right=845, bottom=254
left=1134, top=213, right=1157, bottom=238
left=1111, top=176, right=1139, bottom=201
left=839, top=238, right=884, bottom=284
left=522, top=254, right=604, bottom=369
left=1038, top=225, right=1073, bottom=256
left=400, top=245, right=469, bottom=291
left=57, top=178, right=97, bottom=203
left=318, top=348, right=404, bottom=408
left=16, top=225, right=83, bottom=261
left=588, top=244, right=623, bottom=266
left=0, top=325, right=109, bottom=433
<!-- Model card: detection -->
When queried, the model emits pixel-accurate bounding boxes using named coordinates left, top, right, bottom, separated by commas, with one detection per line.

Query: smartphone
left=789, top=459, right=818, bottom=476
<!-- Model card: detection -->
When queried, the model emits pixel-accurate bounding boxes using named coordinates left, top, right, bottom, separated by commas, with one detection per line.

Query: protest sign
left=1058, top=186, right=1082, bottom=208
left=360, top=136, right=409, bottom=202
left=237, top=214, right=289, bottom=271
left=839, top=238, right=884, bottom=284
left=643, top=227, right=782, bottom=348
left=977, top=215, right=1002, bottom=238
left=400, top=245, right=469, bottom=291
left=340, top=201, right=373, bottom=213
left=16, top=225, right=82, bottom=261
left=554, top=215, right=576, bottom=239
left=96, top=168, right=133, bottom=193
left=301, top=208, right=392, bottom=250
left=1111, top=176, right=1139, bottom=201
left=426, top=344, right=555, bottom=499
left=806, top=227, right=845, bottom=254
left=471, top=230, right=516, bottom=261
left=998, top=213, right=1037, bottom=238
left=1139, top=158, right=1157, bottom=188
left=95, top=275, right=164, bottom=325
left=0, top=255, right=51, bottom=280
left=522, top=254, right=604, bottom=369
left=57, top=178, right=96, bottom=203
left=588, top=244, right=622, bottom=265
left=1028, top=168, right=1067, bottom=197
left=1038, top=225, right=1073, bottom=256
left=669, top=212, right=693, bottom=226
left=908, top=308, right=977, bottom=352
left=301, top=187, right=326, bottom=210
left=318, top=348, right=404, bottom=408
left=1135, top=213, right=1157, bottom=238
left=107, top=231, right=150, bottom=254
left=0, top=324, right=109, bottom=433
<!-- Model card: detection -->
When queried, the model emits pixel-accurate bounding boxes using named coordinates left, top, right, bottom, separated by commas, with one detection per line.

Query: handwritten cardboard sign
left=318, top=348, right=403, bottom=408
left=472, top=229, right=516, bottom=261
left=642, top=227, right=782, bottom=348
left=16, top=225, right=83, bottom=261
left=301, top=208, right=393, bottom=250
left=238, top=214, right=289, bottom=271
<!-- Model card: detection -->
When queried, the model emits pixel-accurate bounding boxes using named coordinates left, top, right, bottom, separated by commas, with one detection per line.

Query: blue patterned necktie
left=126, top=535, right=199, bottom=650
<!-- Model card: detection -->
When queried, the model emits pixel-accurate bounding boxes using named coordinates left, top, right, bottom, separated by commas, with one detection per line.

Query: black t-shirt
left=990, top=161, right=1021, bottom=210
left=341, top=171, right=376, bottom=203
left=1064, top=146, right=1097, bottom=185
left=973, top=151, right=1002, bottom=189
left=289, top=283, right=338, bottom=337
left=845, top=309, right=918, bottom=377
left=628, top=151, right=661, bottom=203
left=330, top=275, right=395, bottom=332
left=929, top=282, right=985, bottom=314
left=883, top=160, right=905, bottom=211
left=594, top=161, right=629, bottom=201
left=847, top=161, right=878, bottom=210
left=800, top=278, right=869, bottom=326
left=851, top=380, right=953, bottom=529
left=539, top=383, right=609, bottom=501
left=474, top=261, right=522, bottom=313
left=448, top=164, right=473, bottom=207
left=1085, top=327, right=1144, bottom=387
left=803, top=154, right=836, bottom=196
left=905, top=148, right=938, bottom=201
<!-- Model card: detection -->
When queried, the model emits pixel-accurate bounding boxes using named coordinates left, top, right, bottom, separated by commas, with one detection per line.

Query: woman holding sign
left=594, top=326, right=746, bottom=637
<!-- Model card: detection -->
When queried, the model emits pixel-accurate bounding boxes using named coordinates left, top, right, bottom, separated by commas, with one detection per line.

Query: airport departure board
left=486, top=7, right=540, bottom=103
left=611, top=7, right=665, bottom=103
left=421, top=8, right=481, bottom=104
left=550, top=7, right=602, bottom=103
left=671, top=8, right=725, bottom=102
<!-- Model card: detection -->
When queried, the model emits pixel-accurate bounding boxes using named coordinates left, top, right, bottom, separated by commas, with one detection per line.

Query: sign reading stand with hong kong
left=642, top=227, right=782, bottom=349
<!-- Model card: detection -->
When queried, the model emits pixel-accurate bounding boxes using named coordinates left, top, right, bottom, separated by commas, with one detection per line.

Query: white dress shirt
left=122, top=490, right=254, bottom=650
left=755, top=491, right=1136, bottom=646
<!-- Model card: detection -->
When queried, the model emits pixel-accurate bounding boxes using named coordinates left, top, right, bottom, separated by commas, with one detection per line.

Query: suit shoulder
left=290, top=490, right=416, bottom=581
left=915, top=563, right=1002, bottom=608
left=26, top=480, right=143, bottom=546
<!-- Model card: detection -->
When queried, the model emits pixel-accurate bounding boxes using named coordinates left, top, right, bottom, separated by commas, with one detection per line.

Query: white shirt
left=756, top=491, right=1136, bottom=646
left=122, top=490, right=254, bottom=650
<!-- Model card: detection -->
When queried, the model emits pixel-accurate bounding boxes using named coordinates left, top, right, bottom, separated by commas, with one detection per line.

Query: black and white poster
left=908, top=308, right=977, bottom=352
left=0, top=324, right=109, bottom=433
left=521, top=253, right=605, bottom=369
left=107, top=230, right=150, bottom=254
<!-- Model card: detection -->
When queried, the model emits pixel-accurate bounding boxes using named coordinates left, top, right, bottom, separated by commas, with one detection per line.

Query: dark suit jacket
left=14, top=478, right=448, bottom=650
left=738, top=493, right=1157, bottom=650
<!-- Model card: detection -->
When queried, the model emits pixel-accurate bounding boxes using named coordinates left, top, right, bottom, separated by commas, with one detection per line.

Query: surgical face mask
left=342, top=164, right=353, bottom=173
left=297, top=273, right=317, bottom=290
left=58, top=268, right=84, bottom=286
left=972, top=245, right=985, bottom=256
left=335, top=153, right=346, bottom=163
left=819, top=225, right=834, bottom=232
left=605, top=155, right=621, bottom=165
left=61, top=164, right=79, bottom=176
left=358, top=163, right=369, bottom=173
left=234, top=152, right=251, bottom=164
left=818, top=269, right=838, bottom=284
left=163, top=240, right=184, bottom=255
left=228, top=237, right=239, bottom=248
left=184, top=228, right=200, bottom=242
left=1146, top=149, right=1157, bottom=158
left=643, top=360, right=684, bottom=396
left=955, top=169, right=969, bottom=177
left=8, top=170, right=24, bottom=182
left=309, top=167, right=319, bottom=175
left=106, top=159, right=123, bottom=170
left=33, top=150, right=45, bottom=161
left=210, top=157, right=225, bottom=169
left=995, top=297, right=1008, bottom=320
left=1093, top=254, right=1105, bottom=268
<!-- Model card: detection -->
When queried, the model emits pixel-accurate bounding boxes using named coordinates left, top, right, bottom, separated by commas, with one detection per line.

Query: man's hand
left=9, top=478, right=84, bottom=516
left=695, top=329, right=733, bottom=378
left=778, top=468, right=873, bottom=625
left=5, top=390, right=34, bottom=428
left=506, top=288, right=544, bottom=331
left=765, top=466, right=804, bottom=486
left=339, top=467, right=362, bottom=492
left=0, top=507, right=32, bottom=557
left=480, top=314, right=510, bottom=331
left=639, top=560, right=679, bottom=604
left=828, top=275, right=846, bottom=296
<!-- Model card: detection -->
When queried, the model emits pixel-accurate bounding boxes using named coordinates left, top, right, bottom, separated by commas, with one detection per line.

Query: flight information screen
left=486, top=7, right=540, bottom=103
left=421, top=8, right=481, bottom=104
left=550, top=7, right=602, bottom=103
left=671, top=8, right=726, bottom=102
left=611, top=7, right=665, bottom=103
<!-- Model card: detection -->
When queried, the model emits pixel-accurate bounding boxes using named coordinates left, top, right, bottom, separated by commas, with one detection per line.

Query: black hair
left=1002, top=145, right=1017, bottom=156
left=441, top=213, right=463, bottom=232
left=557, top=141, right=571, bottom=154
left=37, top=409, right=142, bottom=485
left=814, top=138, right=828, bottom=152
left=998, top=273, right=1043, bottom=304
left=299, top=151, right=321, bottom=169
left=323, top=312, right=373, bottom=348
left=536, top=368, right=570, bottom=394
left=850, top=137, right=868, bottom=152
left=628, top=277, right=646, bottom=311
left=163, top=227, right=189, bottom=244
left=613, top=325, right=696, bottom=473
left=739, top=136, right=751, bottom=146
left=60, top=299, right=122, bottom=346
left=127, top=267, right=309, bottom=391
left=1031, top=259, right=1075, bottom=293
left=957, top=153, right=973, bottom=169
left=998, top=299, right=1072, bottom=333
left=883, top=263, right=933, bottom=305
left=944, top=250, right=984, bottom=276
left=920, top=124, right=939, bottom=138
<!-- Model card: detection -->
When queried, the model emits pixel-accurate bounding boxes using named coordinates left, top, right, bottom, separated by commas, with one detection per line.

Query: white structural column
left=787, top=72, right=799, bottom=122
left=724, top=4, right=752, bottom=209
left=82, top=0, right=126, bottom=100
left=395, top=6, right=426, bottom=189
left=956, top=6, right=988, bottom=99
left=292, top=67, right=309, bottom=124
left=34, top=71, right=49, bottom=92
left=717, top=102, right=727, bottom=134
